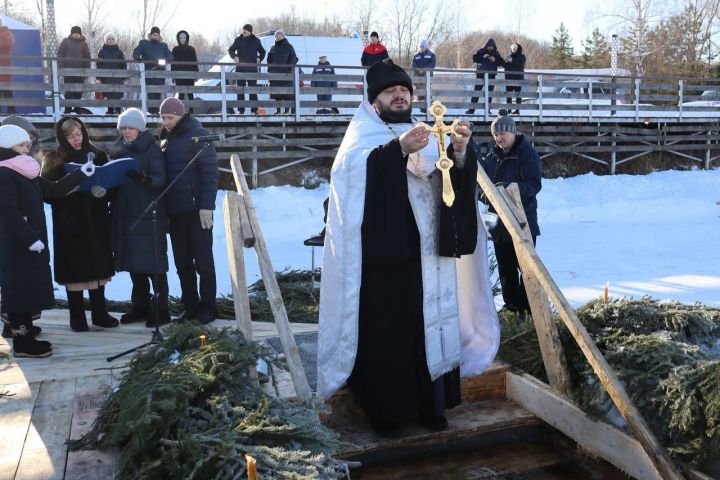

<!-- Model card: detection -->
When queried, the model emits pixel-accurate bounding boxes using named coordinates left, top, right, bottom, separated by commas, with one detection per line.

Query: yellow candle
left=603, top=282, right=609, bottom=304
left=199, top=335, right=206, bottom=347
left=245, top=454, right=257, bottom=480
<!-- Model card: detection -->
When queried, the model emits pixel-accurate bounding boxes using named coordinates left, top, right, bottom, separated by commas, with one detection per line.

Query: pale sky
left=17, top=0, right=623, bottom=49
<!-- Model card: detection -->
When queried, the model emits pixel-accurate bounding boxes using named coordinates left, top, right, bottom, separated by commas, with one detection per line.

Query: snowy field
left=48, top=168, right=720, bottom=308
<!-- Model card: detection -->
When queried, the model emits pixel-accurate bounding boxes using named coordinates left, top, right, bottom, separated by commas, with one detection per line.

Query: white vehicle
left=193, top=33, right=365, bottom=115
left=680, top=90, right=720, bottom=107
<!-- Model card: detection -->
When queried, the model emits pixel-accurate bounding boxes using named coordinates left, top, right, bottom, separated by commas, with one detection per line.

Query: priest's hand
left=399, top=125, right=431, bottom=155
left=451, top=121, right=472, bottom=155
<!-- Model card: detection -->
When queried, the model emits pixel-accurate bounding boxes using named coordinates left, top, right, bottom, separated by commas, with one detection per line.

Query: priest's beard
left=374, top=101, right=412, bottom=124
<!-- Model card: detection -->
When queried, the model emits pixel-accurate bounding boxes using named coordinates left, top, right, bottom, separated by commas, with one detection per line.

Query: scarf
left=0, top=155, right=41, bottom=179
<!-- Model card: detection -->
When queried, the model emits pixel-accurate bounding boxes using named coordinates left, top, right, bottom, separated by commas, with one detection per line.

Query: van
left=193, top=33, right=365, bottom=115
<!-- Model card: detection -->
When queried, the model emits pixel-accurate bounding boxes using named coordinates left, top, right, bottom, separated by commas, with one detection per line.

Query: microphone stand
left=107, top=141, right=213, bottom=362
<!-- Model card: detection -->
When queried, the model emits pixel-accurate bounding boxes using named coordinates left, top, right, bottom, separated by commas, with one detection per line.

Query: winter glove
left=125, top=169, right=152, bottom=186
left=199, top=209, right=214, bottom=230
left=81, top=160, right=96, bottom=177
left=28, top=240, right=45, bottom=253
left=90, top=185, right=107, bottom=198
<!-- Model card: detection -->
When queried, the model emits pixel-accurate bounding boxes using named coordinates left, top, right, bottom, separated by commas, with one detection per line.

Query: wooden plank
left=506, top=372, right=663, bottom=480
left=65, top=375, right=114, bottom=480
left=223, top=194, right=254, bottom=340
left=0, top=383, right=40, bottom=480
left=229, top=155, right=311, bottom=401
left=476, top=167, right=685, bottom=480
left=505, top=184, right=572, bottom=397
left=15, top=379, right=76, bottom=480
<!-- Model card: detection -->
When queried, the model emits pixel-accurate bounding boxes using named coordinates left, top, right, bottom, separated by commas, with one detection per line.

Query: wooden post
left=538, top=74, right=543, bottom=121
left=223, top=192, right=259, bottom=386
left=678, top=80, right=684, bottom=121
left=505, top=184, right=572, bottom=397
left=476, top=167, right=686, bottom=480
left=221, top=68, right=228, bottom=122
left=51, top=59, right=61, bottom=122
left=706, top=130, right=712, bottom=170
left=635, top=78, right=641, bottom=123
left=293, top=66, right=301, bottom=122
left=251, top=133, right=258, bottom=188
left=610, top=127, right=617, bottom=174
left=139, top=63, right=147, bottom=114
left=237, top=195, right=256, bottom=248
left=230, top=154, right=312, bottom=401
left=483, top=72, right=489, bottom=122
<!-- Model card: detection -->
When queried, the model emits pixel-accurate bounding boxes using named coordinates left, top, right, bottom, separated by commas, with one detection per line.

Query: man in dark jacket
left=412, top=39, right=436, bottom=112
left=467, top=38, right=503, bottom=114
left=479, top=110, right=541, bottom=313
left=57, top=26, right=91, bottom=114
left=228, top=24, right=266, bottom=114
left=267, top=30, right=298, bottom=114
left=158, top=97, right=218, bottom=324
left=133, top=27, right=173, bottom=113
left=312, top=55, right=337, bottom=114
left=504, top=43, right=526, bottom=114
left=97, top=32, right=127, bottom=115
left=171, top=30, right=199, bottom=105
left=361, top=31, right=389, bottom=67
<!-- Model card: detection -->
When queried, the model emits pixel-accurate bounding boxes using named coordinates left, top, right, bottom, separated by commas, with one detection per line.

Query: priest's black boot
left=10, top=314, right=52, bottom=358
left=89, top=287, right=119, bottom=328
left=67, top=290, right=89, bottom=332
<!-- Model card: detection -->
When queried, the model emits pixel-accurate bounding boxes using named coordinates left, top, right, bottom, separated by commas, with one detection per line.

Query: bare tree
left=132, top=0, right=182, bottom=39
left=381, top=0, right=453, bottom=66
left=610, top=0, right=668, bottom=76
left=345, top=0, right=375, bottom=41
left=78, top=0, right=110, bottom=54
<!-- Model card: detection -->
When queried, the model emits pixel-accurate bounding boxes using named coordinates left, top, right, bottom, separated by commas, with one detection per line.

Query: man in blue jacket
left=133, top=27, right=173, bottom=113
left=412, top=39, right=436, bottom=112
left=467, top=38, right=503, bottom=114
left=227, top=24, right=266, bottom=114
left=479, top=110, right=541, bottom=314
left=158, top=97, right=219, bottom=324
left=312, top=55, right=337, bottom=114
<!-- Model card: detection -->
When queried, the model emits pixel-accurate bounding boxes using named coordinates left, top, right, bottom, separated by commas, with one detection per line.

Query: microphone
left=192, top=134, right=225, bottom=143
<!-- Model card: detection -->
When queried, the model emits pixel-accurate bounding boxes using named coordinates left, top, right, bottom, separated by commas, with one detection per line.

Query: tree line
left=7, top=0, right=720, bottom=78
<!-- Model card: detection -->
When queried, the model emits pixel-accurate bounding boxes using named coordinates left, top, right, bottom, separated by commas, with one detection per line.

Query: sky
left=13, top=0, right=623, bottom=50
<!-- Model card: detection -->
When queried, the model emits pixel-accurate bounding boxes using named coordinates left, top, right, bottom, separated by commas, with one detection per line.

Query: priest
left=317, top=59, right=500, bottom=433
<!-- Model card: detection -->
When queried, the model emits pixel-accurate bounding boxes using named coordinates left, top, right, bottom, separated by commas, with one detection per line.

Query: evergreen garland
left=497, top=297, right=720, bottom=477
left=68, top=323, right=346, bottom=479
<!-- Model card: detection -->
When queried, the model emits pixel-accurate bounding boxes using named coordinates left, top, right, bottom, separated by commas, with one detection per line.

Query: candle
left=603, top=282, right=609, bottom=304
left=199, top=335, right=206, bottom=347
left=245, top=454, right=257, bottom=480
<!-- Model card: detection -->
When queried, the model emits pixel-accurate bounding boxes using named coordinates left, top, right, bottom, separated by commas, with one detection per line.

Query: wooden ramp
left=0, top=309, right=317, bottom=480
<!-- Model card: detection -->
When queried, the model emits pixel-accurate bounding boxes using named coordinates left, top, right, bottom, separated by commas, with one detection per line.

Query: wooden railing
left=4, top=57, right=720, bottom=122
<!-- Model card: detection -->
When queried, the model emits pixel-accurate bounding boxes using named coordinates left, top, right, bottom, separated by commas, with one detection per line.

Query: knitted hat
left=117, top=108, right=146, bottom=131
left=420, top=39, right=429, bottom=48
left=71, top=26, right=82, bottom=35
left=370, top=31, right=379, bottom=39
left=1, top=115, right=39, bottom=138
left=0, top=125, right=31, bottom=149
left=104, top=32, right=116, bottom=43
left=150, top=26, right=161, bottom=35
left=490, top=109, right=517, bottom=134
left=243, top=24, right=253, bottom=33
left=159, top=97, right=185, bottom=117
left=366, top=59, right=413, bottom=103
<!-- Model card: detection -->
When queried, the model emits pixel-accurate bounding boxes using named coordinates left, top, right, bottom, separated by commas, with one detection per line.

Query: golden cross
left=417, top=100, right=462, bottom=207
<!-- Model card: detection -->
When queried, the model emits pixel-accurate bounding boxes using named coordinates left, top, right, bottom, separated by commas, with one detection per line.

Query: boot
left=89, top=287, right=119, bottom=328
left=10, top=314, right=52, bottom=358
left=120, top=307, right=150, bottom=324
left=4, top=313, right=42, bottom=338
left=67, top=290, right=89, bottom=332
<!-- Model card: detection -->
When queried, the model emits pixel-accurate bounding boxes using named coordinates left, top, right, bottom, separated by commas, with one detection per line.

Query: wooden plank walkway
left=0, top=309, right=318, bottom=480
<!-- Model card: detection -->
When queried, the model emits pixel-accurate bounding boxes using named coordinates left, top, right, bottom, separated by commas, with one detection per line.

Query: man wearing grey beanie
left=480, top=109, right=542, bottom=315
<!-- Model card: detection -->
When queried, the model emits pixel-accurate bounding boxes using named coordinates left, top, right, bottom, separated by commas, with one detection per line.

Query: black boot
left=120, top=306, right=150, bottom=324
left=89, top=287, right=119, bottom=328
left=10, top=313, right=52, bottom=358
left=67, top=290, right=89, bottom=332
left=5, top=312, right=43, bottom=338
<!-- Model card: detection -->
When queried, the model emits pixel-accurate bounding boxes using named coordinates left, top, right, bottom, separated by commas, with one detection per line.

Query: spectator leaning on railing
left=57, top=26, right=90, bottom=115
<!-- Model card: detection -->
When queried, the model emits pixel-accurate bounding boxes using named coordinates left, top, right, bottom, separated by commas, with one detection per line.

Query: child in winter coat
left=0, top=125, right=96, bottom=357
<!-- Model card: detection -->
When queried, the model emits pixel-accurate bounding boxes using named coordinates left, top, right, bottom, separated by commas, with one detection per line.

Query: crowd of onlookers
left=38, top=23, right=527, bottom=116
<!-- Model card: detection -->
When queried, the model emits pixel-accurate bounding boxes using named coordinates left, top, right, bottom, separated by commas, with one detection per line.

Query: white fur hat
left=0, top=125, right=31, bottom=149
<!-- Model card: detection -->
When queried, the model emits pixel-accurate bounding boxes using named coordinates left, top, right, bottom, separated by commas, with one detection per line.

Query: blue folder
left=64, top=157, right=140, bottom=192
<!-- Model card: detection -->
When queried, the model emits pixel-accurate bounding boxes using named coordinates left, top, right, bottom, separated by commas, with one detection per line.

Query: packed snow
left=48, top=168, right=720, bottom=308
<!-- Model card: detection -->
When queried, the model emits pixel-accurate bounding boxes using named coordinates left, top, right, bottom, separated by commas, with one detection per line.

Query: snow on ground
left=48, top=168, right=720, bottom=308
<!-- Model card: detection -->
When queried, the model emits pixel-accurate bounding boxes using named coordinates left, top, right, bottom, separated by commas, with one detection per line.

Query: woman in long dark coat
left=171, top=30, right=199, bottom=104
left=0, top=124, right=93, bottom=357
left=267, top=30, right=298, bottom=114
left=109, top=108, right=170, bottom=326
left=96, top=32, right=127, bottom=115
left=41, top=117, right=119, bottom=332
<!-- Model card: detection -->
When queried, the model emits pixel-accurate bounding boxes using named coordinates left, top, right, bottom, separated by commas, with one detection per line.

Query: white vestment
left=316, top=101, right=499, bottom=401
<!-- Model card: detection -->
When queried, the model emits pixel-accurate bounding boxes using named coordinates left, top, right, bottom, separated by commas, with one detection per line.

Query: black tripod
left=107, top=141, right=213, bottom=362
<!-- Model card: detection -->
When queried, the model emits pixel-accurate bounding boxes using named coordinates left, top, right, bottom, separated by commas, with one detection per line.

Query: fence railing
left=4, top=57, right=720, bottom=122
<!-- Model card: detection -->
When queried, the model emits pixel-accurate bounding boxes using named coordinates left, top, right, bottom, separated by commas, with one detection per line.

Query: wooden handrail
left=476, top=166, right=686, bottom=479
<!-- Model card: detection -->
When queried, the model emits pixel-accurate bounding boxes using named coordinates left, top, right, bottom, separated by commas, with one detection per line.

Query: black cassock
left=348, top=136, right=479, bottom=426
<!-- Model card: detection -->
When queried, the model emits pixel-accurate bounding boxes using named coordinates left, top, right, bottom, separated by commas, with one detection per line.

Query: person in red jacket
left=0, top=17, right=15, bottom=114
left=361, top=31, right=389, bottom=67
